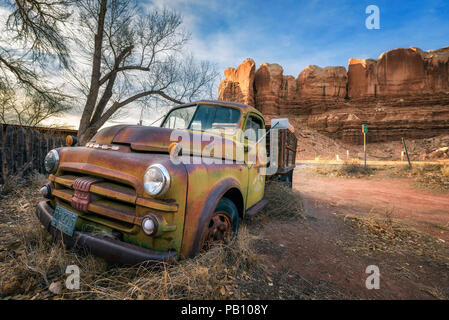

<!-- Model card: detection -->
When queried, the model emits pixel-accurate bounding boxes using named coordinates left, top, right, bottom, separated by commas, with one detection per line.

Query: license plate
left=51, top=205, right=78, bottom=237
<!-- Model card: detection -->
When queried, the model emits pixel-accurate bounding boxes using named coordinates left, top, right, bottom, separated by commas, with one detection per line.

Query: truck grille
left=50, top=173, right=137, bottom=229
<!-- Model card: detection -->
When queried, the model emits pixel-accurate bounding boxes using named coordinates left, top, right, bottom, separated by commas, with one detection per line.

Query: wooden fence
left=0, top=124, right=77, bottom=184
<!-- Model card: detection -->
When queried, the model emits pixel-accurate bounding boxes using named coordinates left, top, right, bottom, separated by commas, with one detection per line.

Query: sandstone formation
left=218, top=46, right=449, bottom=144
left=297, top=65, right=347, bottom=98
left=254, top=63, right=285, bottom=114
left=347, top=58, right=377, bottom=98
left=218, top=58, right=255, bottom=106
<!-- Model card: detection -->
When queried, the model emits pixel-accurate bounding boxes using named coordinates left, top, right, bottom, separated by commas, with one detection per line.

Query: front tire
left=201, top=197, right=239, bottom=250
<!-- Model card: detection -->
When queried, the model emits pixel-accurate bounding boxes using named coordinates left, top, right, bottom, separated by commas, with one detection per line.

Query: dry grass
left=335, top=211, right=449, bottom=267
left=1, top=175, right=306, bottom=300
left=334, top=211, right=449, bottom=299
left=0, top=196, right=262, bottom=299
left=0, top=174, right=102, bottom=298
left=0, top=162, right=37, bottom=195
left=441, top=164, right=449, bottom=178
left=312, top=162, right=375, bottom=178
left=312, top=162, right=449, bottom=192
left=387, top=164, right=449, bottom=192
left=262, top=180, right=305, bottom=220
left=43, top=227, right=260, bottom=300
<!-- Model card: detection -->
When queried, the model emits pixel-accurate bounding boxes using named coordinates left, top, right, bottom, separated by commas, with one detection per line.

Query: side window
left=244, top=115, right=263, bottom=142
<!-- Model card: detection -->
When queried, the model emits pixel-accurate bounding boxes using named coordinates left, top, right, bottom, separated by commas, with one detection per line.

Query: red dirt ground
left=297, top=169, right=449, bottom=241
left=256, top=167, right=449, bottom=299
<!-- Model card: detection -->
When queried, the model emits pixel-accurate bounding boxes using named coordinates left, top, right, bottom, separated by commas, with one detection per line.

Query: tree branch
left=99, top=65, right=149, bottom=86
left=94, top=90, right=184, bottom=130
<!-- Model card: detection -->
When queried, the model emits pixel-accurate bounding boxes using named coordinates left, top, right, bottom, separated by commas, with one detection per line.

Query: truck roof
left=170, top=100, right=262, bottom=116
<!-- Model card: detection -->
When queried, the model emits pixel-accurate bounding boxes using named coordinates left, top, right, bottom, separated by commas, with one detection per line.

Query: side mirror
left=249, top=118, right=290, bottom=153
left=270, top=118, right=289, bottom=130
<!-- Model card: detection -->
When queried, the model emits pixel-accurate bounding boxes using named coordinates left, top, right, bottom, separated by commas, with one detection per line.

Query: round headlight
left=143, top=164, right=170, bottom=196
left=44, top=149, right=59, bottom=173
left=141, top=215, right=158, bottom=235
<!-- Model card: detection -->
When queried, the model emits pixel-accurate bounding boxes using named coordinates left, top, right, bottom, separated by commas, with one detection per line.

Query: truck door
left=243, top=114, right=266, bottom=209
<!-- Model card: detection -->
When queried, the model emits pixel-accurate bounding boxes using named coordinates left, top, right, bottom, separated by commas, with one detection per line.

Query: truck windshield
left=161, top=105, right=241, bottom=134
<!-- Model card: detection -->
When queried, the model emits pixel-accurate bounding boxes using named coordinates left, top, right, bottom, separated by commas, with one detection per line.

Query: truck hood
left=92, top=125, right=179, bottom=153
left=91, top=125, right=242, bottom=159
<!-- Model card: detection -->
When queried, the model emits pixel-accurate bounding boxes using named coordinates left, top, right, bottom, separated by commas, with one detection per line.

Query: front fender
left=180, top=163, right=246, bottom=258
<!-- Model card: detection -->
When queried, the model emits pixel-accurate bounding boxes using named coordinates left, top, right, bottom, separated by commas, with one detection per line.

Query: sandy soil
left=255, top=167, right=449, bottom=299
left=297, top=168, right=449, bottom=241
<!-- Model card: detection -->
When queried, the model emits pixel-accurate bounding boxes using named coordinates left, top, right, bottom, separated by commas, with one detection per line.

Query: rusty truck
left=36, top=100, right=297, bottom=264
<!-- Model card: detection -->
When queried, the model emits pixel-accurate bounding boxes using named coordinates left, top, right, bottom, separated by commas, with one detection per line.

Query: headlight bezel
left=143, top=164, right=171, bottom=197
left=44, top=149, right=59, bottom=174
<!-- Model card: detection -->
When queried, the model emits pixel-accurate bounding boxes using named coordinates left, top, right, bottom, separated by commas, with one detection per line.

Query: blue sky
left=147, top=0, right=449, bottom=77
left=3, top=0, right=449, bottom=127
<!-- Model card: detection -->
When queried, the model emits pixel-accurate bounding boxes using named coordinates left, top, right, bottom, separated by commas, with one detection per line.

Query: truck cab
left=36, top=100, right=296, bottom=264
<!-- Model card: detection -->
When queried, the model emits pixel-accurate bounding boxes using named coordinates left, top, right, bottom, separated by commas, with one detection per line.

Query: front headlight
left=143, top=164, right=170, bottom=196
left=44, top=149, right=59, bottom=173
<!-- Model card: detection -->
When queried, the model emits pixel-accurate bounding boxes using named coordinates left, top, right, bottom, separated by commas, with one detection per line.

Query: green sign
left=362, top=124, right=368, bottom=133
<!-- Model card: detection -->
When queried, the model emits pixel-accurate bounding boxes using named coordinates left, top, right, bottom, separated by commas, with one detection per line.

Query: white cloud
left=3, top=0, right=449, bottom=130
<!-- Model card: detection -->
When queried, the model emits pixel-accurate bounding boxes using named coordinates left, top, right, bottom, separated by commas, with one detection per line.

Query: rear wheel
left=280, top=170, right=293, bottom=188
left=201, top=197, right=239, bottom=251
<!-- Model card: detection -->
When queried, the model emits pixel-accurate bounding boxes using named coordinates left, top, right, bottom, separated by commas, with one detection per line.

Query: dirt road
left=297, top=167, right=449, bottom=241
left=256, top=167, right=449, bottom=299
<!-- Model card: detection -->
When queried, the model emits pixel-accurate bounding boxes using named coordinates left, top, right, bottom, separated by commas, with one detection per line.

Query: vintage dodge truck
left=36, top=100, right=297, bottom=264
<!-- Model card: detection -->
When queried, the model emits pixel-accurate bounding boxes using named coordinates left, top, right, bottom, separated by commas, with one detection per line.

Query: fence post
left=0, top=124, right=4, bottom=184
left=402, top=137, right=412, bottom=168
left=17, top=127, right=25, bottom=173
left=33, top=129, right=40, bottom=173
left=5, top=126, right=14, bottom=177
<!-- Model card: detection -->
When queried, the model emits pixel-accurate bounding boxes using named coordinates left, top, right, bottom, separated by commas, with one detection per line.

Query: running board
left=245, top=199, right=269, bottom=217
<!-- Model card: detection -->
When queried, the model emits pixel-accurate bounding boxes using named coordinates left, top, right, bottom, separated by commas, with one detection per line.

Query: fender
left=180, top=177, right=244, bottom=258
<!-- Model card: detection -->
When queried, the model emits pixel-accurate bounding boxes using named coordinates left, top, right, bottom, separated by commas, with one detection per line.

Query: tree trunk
left=78, top=127, right=98, bottom=146
left=77, top=0, right=108, bottom=144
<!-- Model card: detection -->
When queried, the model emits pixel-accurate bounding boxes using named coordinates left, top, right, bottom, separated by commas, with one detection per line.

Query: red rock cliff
left=218, top=46, right=449, bottom=144
left=218, top=58, right=256, bottom=106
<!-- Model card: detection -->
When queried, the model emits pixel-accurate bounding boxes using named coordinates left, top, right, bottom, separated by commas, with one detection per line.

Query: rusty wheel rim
left=202, top=212, right=232, bottom=250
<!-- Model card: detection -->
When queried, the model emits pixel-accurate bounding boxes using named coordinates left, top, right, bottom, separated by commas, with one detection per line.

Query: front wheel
left=201, top=197, right=239, bottom=251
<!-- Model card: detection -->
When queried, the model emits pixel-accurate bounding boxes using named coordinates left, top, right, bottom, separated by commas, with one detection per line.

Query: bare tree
left=0, top=83, right=70, bottom=126
left=5, top=0, right=72, bottom=66
left=0, top=0, right=74, bottom=124
left=74, top=0, right=219, bottom=144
